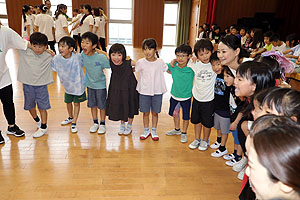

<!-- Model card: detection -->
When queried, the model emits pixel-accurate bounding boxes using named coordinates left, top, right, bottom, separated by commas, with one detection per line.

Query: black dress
left=106, top=60, right=139, bottom=122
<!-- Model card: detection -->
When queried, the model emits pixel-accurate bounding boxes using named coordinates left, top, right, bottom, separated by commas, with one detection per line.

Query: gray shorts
left=87, top=87, right=107, bottom=109
left=214, top=112, right=230, bottom=134
left=23, top=84, right=51, bottom=110
left=139, top=94, right=162, bottom=113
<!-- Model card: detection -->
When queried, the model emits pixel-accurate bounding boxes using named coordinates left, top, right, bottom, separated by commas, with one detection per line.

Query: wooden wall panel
left=188, top=0, right=200, bottom=48
left=198, top=0, right=208, bottom=28
left=133, top=0, right=164, bottom=48
left=6, top=0, right=42, bottom=35
left=71, top=0, right=107, bottom=13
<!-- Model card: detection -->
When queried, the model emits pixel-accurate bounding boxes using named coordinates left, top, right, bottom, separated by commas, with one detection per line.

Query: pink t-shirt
left=135, top=58, right=167, bottom=96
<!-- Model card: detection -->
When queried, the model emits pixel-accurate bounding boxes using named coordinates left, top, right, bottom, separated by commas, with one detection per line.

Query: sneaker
left=165, top=129, right=181, bottom=136
left=223, top=153, right=235, bottom=160
left=33, top=128, right=48, bottom=138
left=119, top=125, right=125, bottom=135
left=36, top=114, right=41, bottom=129
left=123, top=126, right=132, bottom=135
left=6, top=124, right=25, bottom=137
left=61, top=118, right=73, bottom=125
left=233, top=157, right=248, bottom=172
left=198, top=140, right=209, bottom=151
left=0, top=131, right=4, bottom=144
left=225, top=158, right=240, bottom=167
left=237, top=167, right=246, bottom=181
left=71, top=124, right=78, bottom=133
left=211, top=149, right=228, bottom=158
left=180, top=133, right=187, bottom=143
left=98, top=125, right=106, bottom=135
left=210, top=141, right=221, bottom=149
left=140, top=131, right=151, bottom=140
left=189, top=139, right=201, bottom=149
left=151, top=131, right=159, bottom=141
left=89, top=123, right=99, bottom=133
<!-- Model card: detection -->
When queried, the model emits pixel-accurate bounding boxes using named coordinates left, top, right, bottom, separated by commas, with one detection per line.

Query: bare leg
left=194, top=123, right=202, bottom=140
left=99, top=109, right=106, bottom=121
left=39, top=109, right=47, bottom=124
left=66, top=103, right=73, bottom=118
left=29, top=107, right=38, bottom=119
left=91, top=107, right=98, bottom=120
left=217, top=129, right=222, bottom=137
left=203, top=126, right=211, bottom=141
left=73, top=103, right=80, bottom=124
left=151, top=111, right=158, bottom=128
left=182, top=119, right=189, bottom=133
left=221, top=133, right=229, bottom=146
left=173, top=116, right=180, bottom=129
left=128, top=117, right=133, bottom=125
left=143, top=112, right=150, bottom=128
left=237, top=145, right=243, bottom=156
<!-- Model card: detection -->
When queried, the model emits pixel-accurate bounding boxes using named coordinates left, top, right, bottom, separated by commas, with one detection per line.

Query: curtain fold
left=206, top=0, right=217, bottom=25
left=176, top=0, right=192, bottom=46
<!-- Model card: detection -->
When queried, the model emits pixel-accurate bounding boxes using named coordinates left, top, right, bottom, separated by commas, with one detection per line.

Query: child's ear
left=291, top=116, right=298, bottom=122
left=92, top=44, right=97, bottom=50
left=69, top=47, right=74, bottom=52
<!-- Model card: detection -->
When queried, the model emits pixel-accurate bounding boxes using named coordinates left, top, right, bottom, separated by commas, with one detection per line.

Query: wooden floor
left=0, top=46, right=241, bottom=200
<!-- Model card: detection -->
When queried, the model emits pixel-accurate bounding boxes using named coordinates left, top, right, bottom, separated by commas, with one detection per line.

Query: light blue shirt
left=81, top=52, right=110, bottom=89
left=51, top=53, right=86, bottom=96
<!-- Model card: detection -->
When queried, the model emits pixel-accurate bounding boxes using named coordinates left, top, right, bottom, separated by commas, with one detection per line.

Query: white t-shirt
left=35, top=14, right=55, bottom=41
left=55, top=14, right=68, bottom=42
left=135, top=58, right=167, bottom=96
left=0, top=26, right=28, bottom=89
left=98, top=16, right=106, bottom=38
left=271, top=42, right=287, bottom=53
left=188, top=60, right=216, bottom=102
left=22, top=14, right=35, bottom=38
left=72, top=14, right=81, bottom=35
left=80, top=15, right=94, bottom=35
left=93, top=16, right=101, bottom=38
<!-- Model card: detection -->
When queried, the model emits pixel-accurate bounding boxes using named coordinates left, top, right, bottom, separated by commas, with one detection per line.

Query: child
left=106, top=43, right=139, bottom=135
left=51, top=36, right=86, bottom=133
left=270, top=33, right=287, bottom=53
left=165, top=44, right=194, bottom=143
left=209, top=52, right=231, bottom=157
left=240, top=27, right=247, bottom=45
left=17, top=32, right=53, bottom=138
left=188, top=39, right=216, bottom=151
left=81, top=32, right=110, bottom=134
left=250, top=31, right=273, bottom=58
left=135, top=38, right=167, bottom=141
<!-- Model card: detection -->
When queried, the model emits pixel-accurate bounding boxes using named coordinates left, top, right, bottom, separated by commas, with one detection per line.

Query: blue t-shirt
left=51, top=53, right=85, bottom=96
left=81, top=52, right=110, bottom=89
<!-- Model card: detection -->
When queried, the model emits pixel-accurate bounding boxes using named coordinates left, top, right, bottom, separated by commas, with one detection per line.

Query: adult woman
left=78, top=4, right=94, bottom=35
left=34, top=4, right=56, bottom=53
left=246, top=124, right=300, bottom=200
left=93, top=7, right=107, bottom=52
left=22, top=5, right=34, bottom=40
left=55, top=4, right=70, bottom=43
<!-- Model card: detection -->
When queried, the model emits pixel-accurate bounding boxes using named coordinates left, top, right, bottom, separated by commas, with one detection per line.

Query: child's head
left=199, top=25, right=204, bottom=33
left=142, top=38, right=159, bottom=61
left=213, top=26, right=220, bottom=34
left=263, top=31, right=273, bottom=45
left=81, top=32, right=98, bottom=55
left=285, top=33, right=298, bottom=48
left=210, top=52, right=222, bottom=74
left=92, top=7, right=100, bottom=16
left=30, top=32, right=48, bottom=55
left=270, top=33, right=281, bottom=47
left=240, top=27, right=246, bottom=36
left=222, top=65, right=235, bottom=86
left=73, top=8, right=78, bottom=16
left=109, top=43, right=127, bottom=65
left=251, top=87, right=276, bottom=120
left=175, top=44, right=192, bottom=67
left=83, top=4, right=92, bottom=15
left=193, top=39, right=213, bottom=64
left=230, top=25, right=238, bottom=35
left=235, top=61, right=275, bottom=97
left=58, top=36, right=75, bottom=58
left=254, top=55, right=281, bottom=79
left=39, top=4, right=48, bottom=14
left=262, top=87, right=300, bottom=123
left=246, top=29, right=251, bottom=38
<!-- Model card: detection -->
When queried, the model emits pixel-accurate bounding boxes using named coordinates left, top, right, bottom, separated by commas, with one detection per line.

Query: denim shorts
left=23, top=84, right=51, bottom=110
left=87, top=87, right=107, bottom=109
left=139, top=94, right=163, bottom=113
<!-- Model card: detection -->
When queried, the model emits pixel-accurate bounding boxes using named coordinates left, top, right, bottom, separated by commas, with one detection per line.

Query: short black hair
left=194, top=39, right=213, bottom=57
left=73, top=8, right=78, bottom=12
left=30, top=32, right=48, bottom=46
left=175, top=44, right=192, bottom=56
left=263, top=31, right=273, bottom=38
left=209, top=51, right=219, bottom=63
left=109, top=43, right=127, bottom=61
left=270, top=33, right=280, bottom=42
left=59, top=36, right=76, bottom=49
left=81, top=32, right=98, bottom=46
left=93, top=7, right=100, bottom=16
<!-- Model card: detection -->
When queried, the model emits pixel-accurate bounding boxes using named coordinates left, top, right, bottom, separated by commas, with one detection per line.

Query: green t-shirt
left=167, top=63, right=194, bottom=98
left=265, top=43, right=273, bottom=51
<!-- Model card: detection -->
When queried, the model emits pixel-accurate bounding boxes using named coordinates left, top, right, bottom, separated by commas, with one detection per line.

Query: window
left=0, top=0, right=7, bottom=26
left=48, top=0, right=72, bottom=19
left=108, top=0, right=133, bottom=44
left=163, top=3, right=179, bottom=46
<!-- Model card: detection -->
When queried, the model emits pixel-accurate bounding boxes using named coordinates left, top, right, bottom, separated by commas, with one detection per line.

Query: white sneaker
left=33, top=128, right=48, bottom=138
left=98, top=125, right=106, bottom=134
left=90, top=123, right=99, bottom=133
left=210, top=141, right=221, bottom=149
left=189, top=139, right=201, bottom=149
left=223, top=153, right=235, bottom=160
left=124, top=126, right=132, bottom=135
left=211, top=149, right=228, bottom=158
left=36, top=114, right=41, bottom=128
left=233, top=157, right=248, bottom=172
left=71, top=124, right=78, bottom=133
left=119, top=125, right=125, bottom=135
left=198, top=140, right=209, bottom=151
left=180, top=133, right=187, bottom=143
left=225, top=158, right=240, bottom=167
left=165, top=129, right=181, bottom=136
left=237, top=167, right=246, bottom=181
left=61, top=118, right=73, bottom=125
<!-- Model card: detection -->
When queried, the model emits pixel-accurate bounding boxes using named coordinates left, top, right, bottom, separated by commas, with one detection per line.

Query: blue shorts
left=168, top=97, right=191, bottom=120
left=231, top=129, right=240, bottom=145
left=139, top=94, right=163, bottom=113
left=87, top=87, right=107, bottom=109
left=23, top=84, right=51, bottom=110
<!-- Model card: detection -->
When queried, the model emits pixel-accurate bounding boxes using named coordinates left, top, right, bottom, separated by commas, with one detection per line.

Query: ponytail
left=156, top=51, right=159, bottom=58
left=39, top=4, right=48, bottom=13
left=55, top=4, right=67, bottom=19
left=22, top=5, right=30, bottom=23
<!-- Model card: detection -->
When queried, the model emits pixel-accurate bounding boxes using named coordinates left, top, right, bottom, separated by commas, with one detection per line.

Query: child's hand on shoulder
left=46, top=49, right=55, bottom=56
left=191, top=56, right=197, bottom=63
left=170, top=59, right=177, bottom=68
left=95, top=48, right=109, bottom=59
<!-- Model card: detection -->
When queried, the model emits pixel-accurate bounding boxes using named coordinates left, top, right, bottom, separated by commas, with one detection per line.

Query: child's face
left=175, top=52, right=190, bottom=67
left=31, top=44, right=47, bottom=55
left=211, top=60, right=222, bottom=74
left=231, top=28, right=237, bottom=35
left=271, top=41, right=278, bottom=47
left=224, top=71, right=234, bottom=86
left=197, top=49, right=211, bottom=64
left=81, top=38, right=97, bottom=56
left=251, top=99, right=264, bottom=120
left=246, top=33, right=251, bottom=38
left=110, top=52, right=123, bottom=65
left=234, top=73, right=256, bottom=97
left=143, top=47, right=156, bottom=61
left=250, top=30, right=255, bottom=38
left=58, top=42, right=73, bottom=58
left=261, top=102, right=280, bottom=115
left=73, top=11, right=78, bottom=16
left=240, top=29, right=246, bottom=36
left=264, top=37, right=270, bottom=45
left=83, top=7, right=89, bottom=14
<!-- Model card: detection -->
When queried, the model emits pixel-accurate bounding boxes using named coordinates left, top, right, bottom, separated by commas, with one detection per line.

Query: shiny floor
left=0, top=47, right=241, bottom=200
